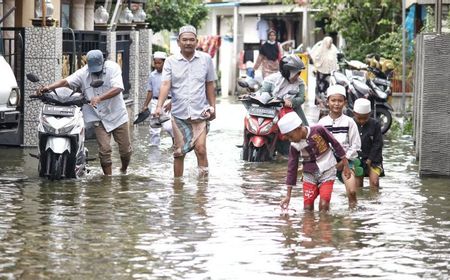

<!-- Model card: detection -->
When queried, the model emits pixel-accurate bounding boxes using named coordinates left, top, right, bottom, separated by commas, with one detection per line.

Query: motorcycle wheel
left=49, top=152, right=65, bottom=181
left=248, top=146, right=269, bottom=162
left=38, top=153, right=46, bottom=177
left=374, top=107, right=392, bottom=134
left=242, top=143, right=249, bottom=161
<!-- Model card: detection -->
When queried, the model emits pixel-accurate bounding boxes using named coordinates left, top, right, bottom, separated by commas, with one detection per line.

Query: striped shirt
left=318, top=114, right=361, bottom=160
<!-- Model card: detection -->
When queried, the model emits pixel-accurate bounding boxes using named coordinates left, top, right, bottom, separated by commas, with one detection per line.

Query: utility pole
left=435, top=0, right=442, bottom=34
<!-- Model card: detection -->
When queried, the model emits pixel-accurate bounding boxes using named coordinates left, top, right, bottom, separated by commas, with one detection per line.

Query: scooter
left=27, top=73, right=103, bottom=180
left=238, top=80, right=295, bottom=162
left=331, top=69, right=393, bottom=134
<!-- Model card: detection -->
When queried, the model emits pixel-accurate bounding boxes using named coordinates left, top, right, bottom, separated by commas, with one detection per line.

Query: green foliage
left=447, top=9, right=450, bottom=30
left=152, top=44, right=168, bottom=54
left=309, top=0, right=402, bottom=60
left=423, top=6, right=435, bottom=32
left=387, top=116, right=413, bottom=138
left=145, top=0, right=208, bottom=33
left=403, top=116, right=413, bottom=135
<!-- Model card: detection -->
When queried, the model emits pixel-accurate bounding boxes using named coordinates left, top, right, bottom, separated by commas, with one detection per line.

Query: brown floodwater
left=0, top=96, right=448, bottom=279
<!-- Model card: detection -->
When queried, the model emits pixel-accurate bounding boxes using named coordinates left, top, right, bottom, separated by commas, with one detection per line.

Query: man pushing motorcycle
left=38, top=49, right=132, bottom=176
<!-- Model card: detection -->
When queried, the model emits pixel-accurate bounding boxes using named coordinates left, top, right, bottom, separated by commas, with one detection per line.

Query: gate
left=116, top=31, right=131, bottom=99
left=62, top=29, right=132, bottom=98
left=62, top=29, right=107, bottom=77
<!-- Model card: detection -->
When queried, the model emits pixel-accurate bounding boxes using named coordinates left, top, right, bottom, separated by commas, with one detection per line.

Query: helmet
left=279, top=54, right=305, bottom=80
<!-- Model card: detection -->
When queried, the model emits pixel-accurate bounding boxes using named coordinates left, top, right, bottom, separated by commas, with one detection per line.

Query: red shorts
left=303, top=181, right=334, bottom=207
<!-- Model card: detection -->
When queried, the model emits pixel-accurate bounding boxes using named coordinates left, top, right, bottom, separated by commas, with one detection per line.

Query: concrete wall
left=23, top=27, right=63, bottom=146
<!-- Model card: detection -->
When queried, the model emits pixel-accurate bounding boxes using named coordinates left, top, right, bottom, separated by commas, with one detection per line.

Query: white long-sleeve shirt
left=318, top=114, right=361, bottom=160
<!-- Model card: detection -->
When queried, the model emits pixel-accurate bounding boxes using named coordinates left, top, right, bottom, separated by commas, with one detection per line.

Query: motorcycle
left=330, top=69, right=393, bottom=134
left=26, top=73, right=103, bottom=180
left=238, top=80, right=295, bottom=162
left=236, top=75, right=261, bottom=97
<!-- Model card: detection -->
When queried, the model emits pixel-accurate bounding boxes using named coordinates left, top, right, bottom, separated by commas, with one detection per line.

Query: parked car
left=0, top=8, right=22, bottom=146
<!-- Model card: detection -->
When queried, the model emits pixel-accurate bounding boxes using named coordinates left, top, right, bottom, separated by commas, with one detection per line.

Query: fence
left=413, top=33, right=450, bottom=177
left=62, top=29, right=131, bottom=97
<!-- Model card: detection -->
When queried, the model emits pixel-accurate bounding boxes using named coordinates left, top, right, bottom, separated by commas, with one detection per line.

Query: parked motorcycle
left=331, top=69, right=393, bottom=134
left=238, top=80, right=295, bottom=162
left=27, top=73, right=103, bottom=180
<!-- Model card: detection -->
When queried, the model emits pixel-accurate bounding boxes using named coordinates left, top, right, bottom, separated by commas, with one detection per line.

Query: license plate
left=42, top=105, right=75, bottom=117
left=248, top=106, right=277, bottom=118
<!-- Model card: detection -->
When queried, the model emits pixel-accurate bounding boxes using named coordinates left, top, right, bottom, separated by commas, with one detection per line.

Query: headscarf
left=259, top=31, right=279, bottom=61
left=310, top=36, right=338, bottom=74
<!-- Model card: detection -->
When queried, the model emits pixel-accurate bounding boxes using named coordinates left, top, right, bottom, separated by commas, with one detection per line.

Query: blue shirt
left=161, top=51, right=217, bottom=120
left=147, top=70, right=163, bottom=98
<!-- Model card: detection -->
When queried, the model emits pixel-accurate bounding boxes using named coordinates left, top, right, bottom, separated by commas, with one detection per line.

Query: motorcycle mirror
left=90, top=79, right=104, bottom=88
left=26, top=73, right=40, bottom=83
left=238, top=80, right=249, bottom=88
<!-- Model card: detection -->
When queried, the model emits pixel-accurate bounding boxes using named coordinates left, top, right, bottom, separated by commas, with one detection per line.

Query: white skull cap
left=326, top=84, right=346, bottom=98
left=153, top=51, right=167, bottom=59
left=178, top=25, right=197, bottom=37
left=278, top=112, right=302, bottom=134
left=353, top=98, right=371, bottom=114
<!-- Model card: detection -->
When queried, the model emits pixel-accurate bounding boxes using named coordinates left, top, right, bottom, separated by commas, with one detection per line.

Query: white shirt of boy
left=318, top=114, right=361, bottom=160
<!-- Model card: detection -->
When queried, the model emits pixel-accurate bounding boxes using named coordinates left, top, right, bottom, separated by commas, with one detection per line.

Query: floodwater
left=0, top=96, right=449, bottom=280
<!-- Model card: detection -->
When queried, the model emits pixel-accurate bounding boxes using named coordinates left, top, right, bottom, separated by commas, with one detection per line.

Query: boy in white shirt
left=318, top=85, right=361, bottom=208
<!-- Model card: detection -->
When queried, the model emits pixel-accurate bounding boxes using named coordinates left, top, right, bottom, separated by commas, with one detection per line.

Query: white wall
left=242, top=16, right=260, bottom=43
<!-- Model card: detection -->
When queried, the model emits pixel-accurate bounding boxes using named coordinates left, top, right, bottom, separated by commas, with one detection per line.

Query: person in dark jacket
left=352, top=98, right=384, bottom=189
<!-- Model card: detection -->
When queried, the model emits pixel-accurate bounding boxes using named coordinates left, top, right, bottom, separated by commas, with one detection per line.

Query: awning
left=238, top=4, right=319, bottom=15
left=205, top=2, right=239, bottom=8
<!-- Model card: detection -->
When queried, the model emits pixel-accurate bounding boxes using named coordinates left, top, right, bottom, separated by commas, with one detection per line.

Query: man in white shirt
left=39, top=49, right=132, bottom=176
left=154, top=25, right=217, bottom=178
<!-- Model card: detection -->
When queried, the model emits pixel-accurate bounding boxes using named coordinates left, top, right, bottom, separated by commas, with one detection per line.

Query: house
left=199, top=0, right=323, bottom=95
left=405, top=0, right=450, bottom=37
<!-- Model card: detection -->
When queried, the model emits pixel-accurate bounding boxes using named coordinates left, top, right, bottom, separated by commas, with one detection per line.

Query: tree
left=310, top=0, right=402, bottom=61
left=145, top=0, right=208, bottom=33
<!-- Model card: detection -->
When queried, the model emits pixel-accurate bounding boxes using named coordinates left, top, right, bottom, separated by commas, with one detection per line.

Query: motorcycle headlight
left=8, top=88, right=20, bottom=107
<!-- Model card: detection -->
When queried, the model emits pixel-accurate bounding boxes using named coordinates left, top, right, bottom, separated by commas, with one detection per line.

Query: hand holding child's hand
left=335, top=161, right=344, bottom=171
left=342, top=164, right=351, bottom=180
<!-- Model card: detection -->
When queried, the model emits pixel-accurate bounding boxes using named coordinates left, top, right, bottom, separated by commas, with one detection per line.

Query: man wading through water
left=154, top=25, right=217, bottom=178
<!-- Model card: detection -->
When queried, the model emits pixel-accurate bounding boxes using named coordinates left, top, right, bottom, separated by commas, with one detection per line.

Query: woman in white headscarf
left=309, top=36, right=339, bottom=106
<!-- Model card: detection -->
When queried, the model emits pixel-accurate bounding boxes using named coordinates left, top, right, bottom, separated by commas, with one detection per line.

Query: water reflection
left=0, top=98, right=449, bottom=279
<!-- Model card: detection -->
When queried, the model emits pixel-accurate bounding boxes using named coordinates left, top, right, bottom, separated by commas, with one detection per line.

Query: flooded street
left=0, top=96, right=449, bottom=279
